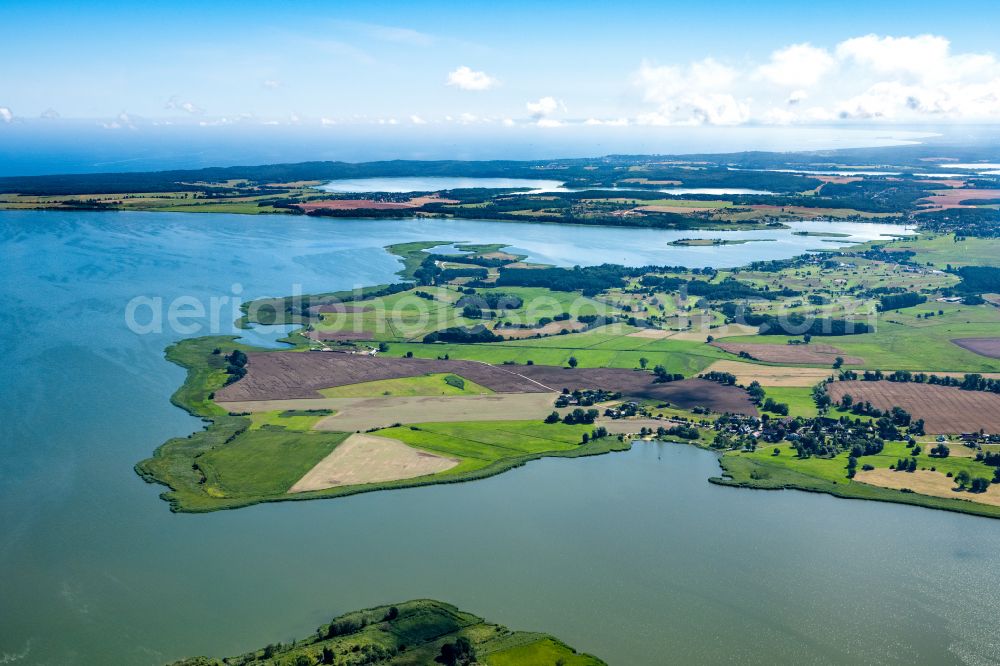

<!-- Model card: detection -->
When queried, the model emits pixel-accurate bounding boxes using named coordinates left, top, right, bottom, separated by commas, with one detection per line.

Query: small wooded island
left=169, top=599, right=604, bottom=666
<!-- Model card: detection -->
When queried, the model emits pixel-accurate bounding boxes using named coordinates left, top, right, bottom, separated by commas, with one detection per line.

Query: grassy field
left=135, top=337, right=630, bottom=512
left=879, top=233, right=1000, bottom=268
left=248, top=409, right=334, bottom=430
left=761, top=386, right=819, bottom=417
left=319, top=372, right=494, bottom=397
left=197, top=429, right=349, bottom=497
left=170, top=599, right=606, bottom=666
left=377, top=420, right=602, bottom=476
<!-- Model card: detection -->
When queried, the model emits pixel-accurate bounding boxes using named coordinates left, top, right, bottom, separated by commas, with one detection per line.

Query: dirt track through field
left=287, top=433, right=458, bottom=492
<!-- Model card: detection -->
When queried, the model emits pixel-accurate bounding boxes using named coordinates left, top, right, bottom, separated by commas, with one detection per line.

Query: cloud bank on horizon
left=633, top=34, right=1000, bottom=127
left=2, top=19, right=999, bottom=130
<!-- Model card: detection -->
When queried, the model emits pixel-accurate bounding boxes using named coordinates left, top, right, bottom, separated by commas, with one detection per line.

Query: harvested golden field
left=626, top=328, right=673, bottom=339
left=311, top=393, right=560, bottom=431
left=827, top=380, right=1000, bottom=434
left=701, top=360, right=834, bottom=387
left=854, top=469, right=1000, bottom=507
left=495, top=320, right=586, bottom=338
left=670, top=323, right=758, bottom=341
left=287, top=433, right=458, bottom=492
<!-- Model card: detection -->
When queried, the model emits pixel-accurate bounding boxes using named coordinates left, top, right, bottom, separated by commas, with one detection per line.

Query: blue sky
left=3, top=0, right=1000, bottom=128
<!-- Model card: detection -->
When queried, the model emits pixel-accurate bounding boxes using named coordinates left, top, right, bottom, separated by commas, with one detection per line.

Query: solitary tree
left=955, top=470, right=971, bottom=489
left=567, top=356, right=578, bottom=368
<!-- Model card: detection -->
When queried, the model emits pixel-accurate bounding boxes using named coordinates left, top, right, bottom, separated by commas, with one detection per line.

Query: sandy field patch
left=287, top=433, right=458, bottom=492
left=915, top=179, right=967, bottom=189
left=670, top=323, right=758, bottom=342
left=310, top=393, right=560, bottom=432
left=626, top=328, right=675, bottom=339
left=713, top=342, right=863, bottom=365
left=952, top=337, right=1000, bottom=359
left=477, top=251, right=520, bottom=261
left=854, top=468, right=1000, bottom=507
left=496, top=320, right=587, bottom=339
left=827, top=380, right=1000, bottom=434
left=701, top=360, right=833, bottom=387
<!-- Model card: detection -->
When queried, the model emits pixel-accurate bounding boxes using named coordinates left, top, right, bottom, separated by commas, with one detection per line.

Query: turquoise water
left=2, top=210, right=997, bottom=666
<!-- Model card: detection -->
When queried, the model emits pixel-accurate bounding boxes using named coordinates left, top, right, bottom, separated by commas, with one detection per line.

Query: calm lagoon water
left=2, top=210, right=997, bottom=666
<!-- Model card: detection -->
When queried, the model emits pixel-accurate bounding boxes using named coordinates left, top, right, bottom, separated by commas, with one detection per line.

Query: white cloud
left=584, top=117, right=629, bottom=126
left=836, top=34, right=952, bottom=77
left=199, top=117, right=234, bottom=127
left=526, top=96, right=563, bottom=118
left=633, top=59, right=749, bottom=126
left=102, top=111, right=136, bottom=130
left=629, top=34, right=1000, bottom=125
left=410, top=114, right=427, bottom=125
left=320, top=117, right=337, bottom=125
left=263, top=79, right=281, bottom=89
left=536, top=118, right=563, bottom=128
left=755, top=43, right=835, bottom=87
left=165, top=96, right=203, bottom=114
left=446, top=66, right=498, bottom=91
left=0, top=107, right=12, bottom=123
left=40, top=108, right=60, bottom=119
left=787, top=90, right=808, bottom=105
left=501, top=118, right=515, bottom=127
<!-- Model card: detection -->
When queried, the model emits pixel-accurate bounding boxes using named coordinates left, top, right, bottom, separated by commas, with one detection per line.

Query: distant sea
left=0, top=121, right=965, bottom=177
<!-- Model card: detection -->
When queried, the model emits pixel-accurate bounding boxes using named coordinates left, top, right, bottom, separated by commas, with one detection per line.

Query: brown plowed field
left=515, top=367, right=756, bottom=415
left=213, top=352, right=551, bottom=401
left=952, top=338, right=1000, bottom=359
left=713, top=342, right=862, bottom=365
left=917, top=188, right=1000, bottom=211
left=827, top=380, right=1000, bottom=434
